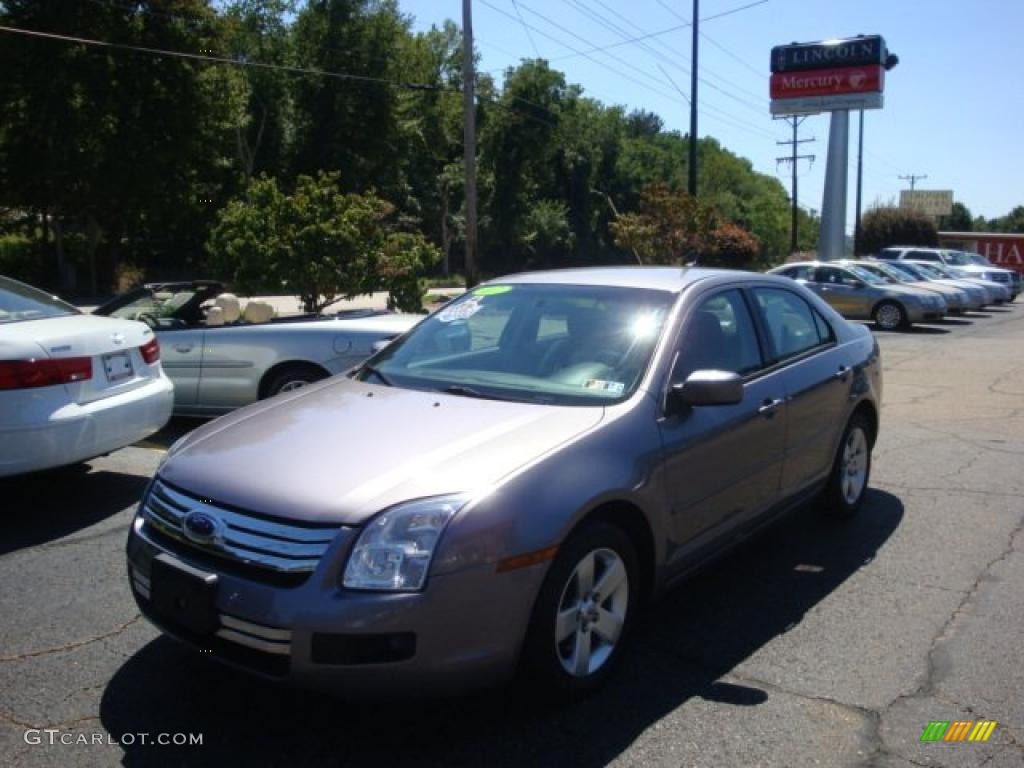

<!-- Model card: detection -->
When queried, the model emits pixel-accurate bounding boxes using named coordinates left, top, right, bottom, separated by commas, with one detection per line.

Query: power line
left=544, top=0, right=768, bottom=64
left=570, top=0, right=766, bottom=106
left=0, top=23, right=446, bottom=91
left=510, top=0, right=542, bottom=58
left=775, top=115, right=815, bottom=252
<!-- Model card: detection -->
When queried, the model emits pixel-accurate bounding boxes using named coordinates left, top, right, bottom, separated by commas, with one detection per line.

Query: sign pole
left=818, top=109, right=850, bottom=261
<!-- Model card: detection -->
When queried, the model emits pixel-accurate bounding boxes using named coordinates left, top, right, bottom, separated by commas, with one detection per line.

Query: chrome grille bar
left=140, top=478, right=342, bottom=574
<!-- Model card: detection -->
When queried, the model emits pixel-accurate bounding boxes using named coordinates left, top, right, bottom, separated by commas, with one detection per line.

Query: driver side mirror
left=667, top=370, right=743, bottom=413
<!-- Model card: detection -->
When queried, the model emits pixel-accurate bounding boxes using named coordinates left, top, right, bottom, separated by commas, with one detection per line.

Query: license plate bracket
left=150, top=554, right=219, bottom=635
left=103, top=351, right=134, bottom=382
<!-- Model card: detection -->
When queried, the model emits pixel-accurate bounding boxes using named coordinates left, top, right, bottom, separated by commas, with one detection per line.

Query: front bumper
left=126, top=510, right=544, bottom=697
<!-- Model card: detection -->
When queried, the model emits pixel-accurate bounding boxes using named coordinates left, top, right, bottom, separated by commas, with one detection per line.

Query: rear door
left=814, top=266, right=871, bottom=318
left=750, top=287, right=852, bottom=497
left=658, top=288, right=786, bottom=551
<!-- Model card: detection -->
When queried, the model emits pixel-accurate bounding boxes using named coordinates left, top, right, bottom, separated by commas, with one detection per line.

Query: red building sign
left=770, top=65, right=884, bottom=100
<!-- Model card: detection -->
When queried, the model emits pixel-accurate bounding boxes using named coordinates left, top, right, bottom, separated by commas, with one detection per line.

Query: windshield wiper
left=361, top=364, right=393, bottom=386
left=439, top=384, right=493, bottom=399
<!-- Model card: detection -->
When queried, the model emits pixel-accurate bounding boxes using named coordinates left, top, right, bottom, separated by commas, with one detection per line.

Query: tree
left=375, top=232, right=442, bottom=312
left=858, top=206, right=938, bottom=255
left=939, top=202, right=973, bottom=232
left=208, top=172, right=391, bottom=312
left=609, top=184, right=760, bottom=268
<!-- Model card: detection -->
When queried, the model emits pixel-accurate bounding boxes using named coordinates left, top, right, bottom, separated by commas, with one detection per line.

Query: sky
left=398, top=0, right=1024, bottom=233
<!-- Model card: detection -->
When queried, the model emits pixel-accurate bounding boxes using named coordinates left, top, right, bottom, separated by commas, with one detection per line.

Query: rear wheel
left=263, top=364, right=327, bottom=398
left=520, top=521, right=638, bottom=698
left=822, top=413, right=873, bottom=518
left=873, top=301, right=906, bottom=331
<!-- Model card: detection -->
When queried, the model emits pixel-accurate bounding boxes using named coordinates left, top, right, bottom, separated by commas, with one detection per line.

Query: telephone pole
left=898, top=173, right=928, bottom=191
left=687, top=0, right=698, bottom=197
left=776, top=116, right=815, bottom=254
left=461, top=0, right=479, bottom=288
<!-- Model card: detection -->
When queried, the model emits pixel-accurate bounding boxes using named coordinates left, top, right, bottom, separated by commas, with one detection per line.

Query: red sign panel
left=938, top=233, right=1024, bottom=275
left=770, top=65, right=884, bottom=100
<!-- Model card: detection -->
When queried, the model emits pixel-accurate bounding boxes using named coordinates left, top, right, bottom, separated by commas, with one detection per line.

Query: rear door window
left=752, top=288, right=831, bottom=363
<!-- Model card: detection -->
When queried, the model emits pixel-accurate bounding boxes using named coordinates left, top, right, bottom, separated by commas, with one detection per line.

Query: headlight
left=343, top=494, right=470, bottom=591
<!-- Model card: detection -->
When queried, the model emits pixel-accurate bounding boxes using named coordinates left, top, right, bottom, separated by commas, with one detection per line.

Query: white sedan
left=0, top=275, right=173, bottom=477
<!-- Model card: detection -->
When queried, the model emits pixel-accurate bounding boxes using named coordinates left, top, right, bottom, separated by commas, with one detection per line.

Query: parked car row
left=1, top=275, right=420, bottom=477
left=769, top=248, right=1016, bottom=331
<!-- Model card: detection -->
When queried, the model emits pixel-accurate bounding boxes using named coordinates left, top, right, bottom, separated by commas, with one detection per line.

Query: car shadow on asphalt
left=0, top=466, right=150, bottom=556
left=895, top=324, right=950, bottom=335
left=99, top=490, right=903, bottom=767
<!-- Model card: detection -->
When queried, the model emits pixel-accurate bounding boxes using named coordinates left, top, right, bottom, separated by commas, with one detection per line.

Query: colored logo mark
left=920, top=720, right=997, bottom=742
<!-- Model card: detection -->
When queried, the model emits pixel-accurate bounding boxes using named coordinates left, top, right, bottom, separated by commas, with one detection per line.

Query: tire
left=822, top=412, right=873, bottom=519
left=520, top=521, right=638, bottom=699
left=872, top=300, right=907, bottom=331
left=263, top=364, right=327, bottom=398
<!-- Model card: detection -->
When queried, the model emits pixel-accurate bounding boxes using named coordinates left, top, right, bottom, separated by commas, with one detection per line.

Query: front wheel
left=822, top=413, right=873, bottom=518
left=873, top=301, right=907, bottom=331
left=520, top=521, right=638, bottom=698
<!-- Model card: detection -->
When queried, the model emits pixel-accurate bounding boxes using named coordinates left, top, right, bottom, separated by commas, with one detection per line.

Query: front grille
left=140, top=478, right=343, bottom=579
left=990, top=272, right=1009, bottom=283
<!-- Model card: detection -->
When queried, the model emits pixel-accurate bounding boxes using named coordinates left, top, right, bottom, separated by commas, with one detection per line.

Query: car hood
left=159, top=378, right=605, bottom=525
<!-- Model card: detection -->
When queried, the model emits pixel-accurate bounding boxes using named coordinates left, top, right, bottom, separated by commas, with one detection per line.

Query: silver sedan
left=768, top=260, right=945, bottom=330
left=94, top=282, right=420, bottom=416
left=127, top=267, right=881, bottom=698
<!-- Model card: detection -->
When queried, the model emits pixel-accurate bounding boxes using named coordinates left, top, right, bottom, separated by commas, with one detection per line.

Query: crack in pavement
left=864, top=512, right=1024, bottom=766
left=0, top=614, right=141, bottom=663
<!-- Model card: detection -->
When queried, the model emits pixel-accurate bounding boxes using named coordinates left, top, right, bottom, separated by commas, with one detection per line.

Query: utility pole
left=775, top=115, right=815, bottom=254
left=461, top=0, right=479, bottom=288
left=854, top=110, right=864, bottom=254
left=898, top=173, right=927, bottom=191
left=687, top=0, right=698, bottom=197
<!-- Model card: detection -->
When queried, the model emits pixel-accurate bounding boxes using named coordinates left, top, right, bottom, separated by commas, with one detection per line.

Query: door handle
left=175, top=344, right=193, bottom=353
left=758, top=397, right=784, bottom=418
left=834, top=365, right=850, bottom=382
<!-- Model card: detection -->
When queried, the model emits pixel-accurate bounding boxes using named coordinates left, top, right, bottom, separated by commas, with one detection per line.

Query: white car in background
left=0, top=275, right=173, bottom=477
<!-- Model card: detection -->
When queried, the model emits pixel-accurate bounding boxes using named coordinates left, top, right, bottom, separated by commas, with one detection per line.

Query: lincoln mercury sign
left=769, top=35, right=892, bottom=116
left=771, top=35, right=887, bottom=73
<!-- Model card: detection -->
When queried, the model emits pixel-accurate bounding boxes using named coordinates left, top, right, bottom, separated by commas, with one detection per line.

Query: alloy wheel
left=555, top=547, right=629, bottom=678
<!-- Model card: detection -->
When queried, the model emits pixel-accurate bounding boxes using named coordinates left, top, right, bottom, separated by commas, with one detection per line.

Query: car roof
left=490, top=266, right=752, bottom=293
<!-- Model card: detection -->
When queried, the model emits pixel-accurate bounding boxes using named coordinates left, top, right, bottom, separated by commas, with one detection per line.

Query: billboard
left=771, top=35, right=887, bottom=73
left=899, top=190, right=953, bottom=217
left=770, top=66, right=884, bottom=100
left=770, top=35, right=889, bottom=115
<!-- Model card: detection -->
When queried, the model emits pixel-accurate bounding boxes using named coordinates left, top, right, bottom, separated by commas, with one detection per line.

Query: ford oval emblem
left=183, top=510, right=222, bottom=547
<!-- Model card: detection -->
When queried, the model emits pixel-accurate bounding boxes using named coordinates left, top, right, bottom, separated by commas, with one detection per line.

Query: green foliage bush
left=858, top=206, right=938, bottom=255
left=209, top=172, right=441, bottom=313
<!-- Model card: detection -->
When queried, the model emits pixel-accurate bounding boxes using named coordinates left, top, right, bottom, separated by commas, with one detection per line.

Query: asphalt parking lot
left=2, top=307, right=1023, bottom=768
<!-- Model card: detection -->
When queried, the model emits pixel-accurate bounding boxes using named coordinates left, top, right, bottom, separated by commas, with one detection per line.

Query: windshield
left=358, top=283, right=675, bottom=406
left=887, top=262, right=926, bottom=280
left=854, top=263, right=900, bottom=284
left=942, top=251, right=973, bottom=266
left=967, top=253, right=991, bottom=266
left=109, top=288, right=198, bottom=321
left=911, top=263, right=945, bottom=279
left=0, top=276, right=80, bottom=324
left=846, top=265, right=886, bottom=285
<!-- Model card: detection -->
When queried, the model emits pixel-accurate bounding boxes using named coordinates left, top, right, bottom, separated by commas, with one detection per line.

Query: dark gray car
left=126, top=267, right=882, bottom=698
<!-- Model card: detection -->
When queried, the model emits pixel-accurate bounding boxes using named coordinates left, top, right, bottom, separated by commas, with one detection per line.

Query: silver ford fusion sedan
left=126, top=267, right=882, bottom=698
